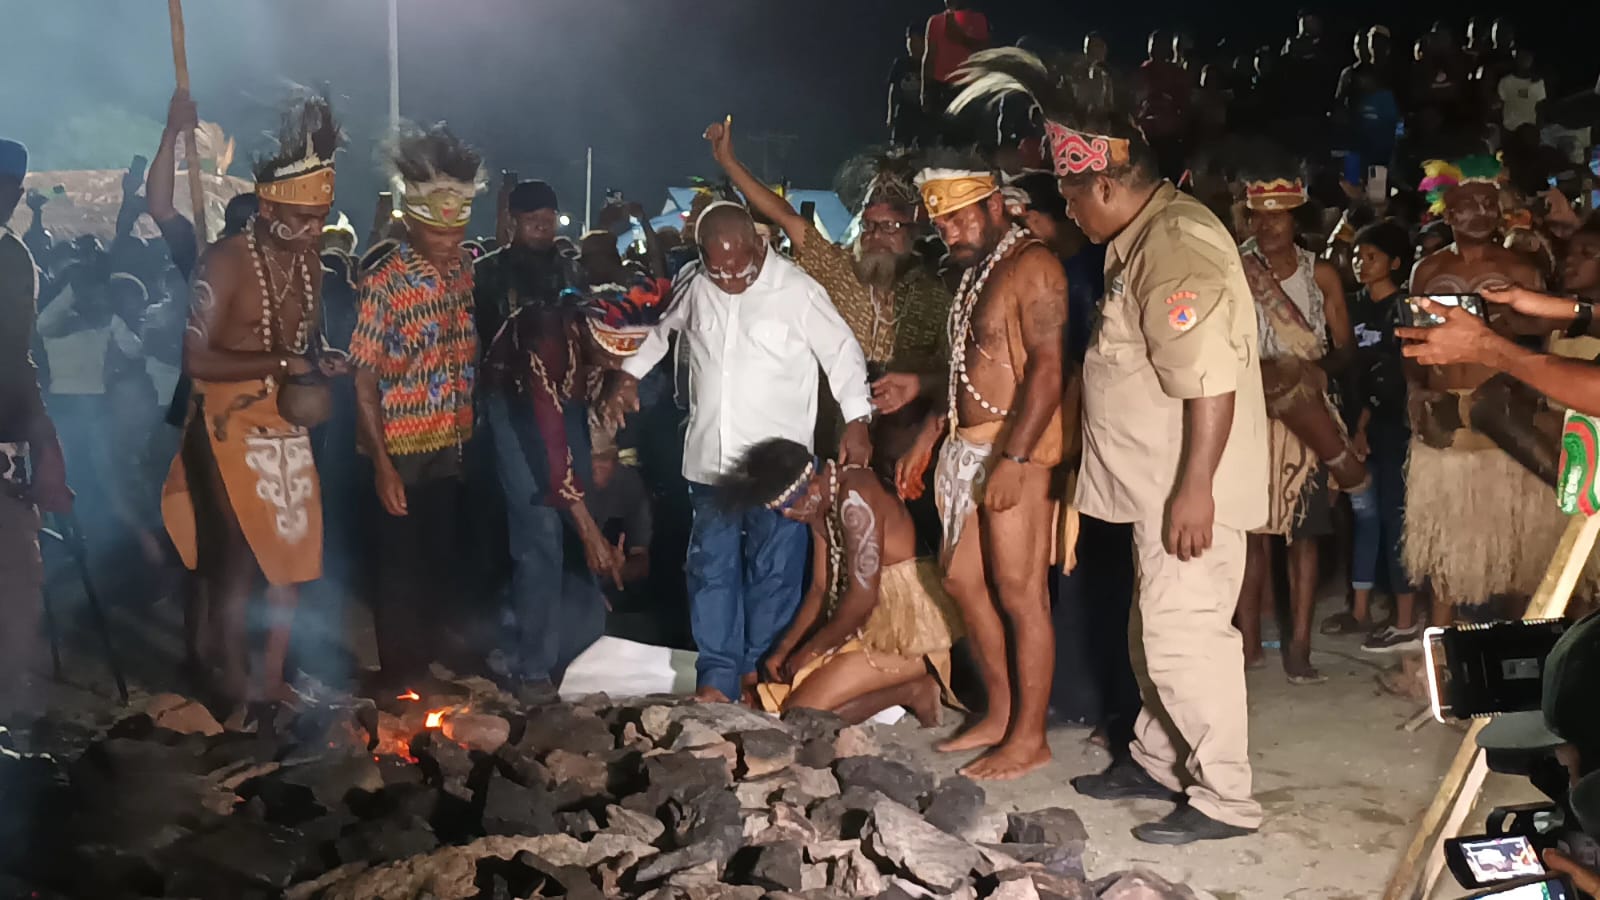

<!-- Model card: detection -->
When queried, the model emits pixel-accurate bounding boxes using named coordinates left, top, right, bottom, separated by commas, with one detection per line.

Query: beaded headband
left=403, top=180, right=475, bottom=228
left=1245, top=178, right=1308, bottom=211
left=587, top=320, right=649, bottom=357
left=1043, top=120, right=1131, bottom=177
left=257, top=166, right=335, bottom=208
left=765, top=460, right=816, bottom=510
left=914, top=168, right=997, bottom=219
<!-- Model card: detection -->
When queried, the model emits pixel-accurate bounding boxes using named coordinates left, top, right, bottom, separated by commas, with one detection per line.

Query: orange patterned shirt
left=349, top=244, right=478, bottom=458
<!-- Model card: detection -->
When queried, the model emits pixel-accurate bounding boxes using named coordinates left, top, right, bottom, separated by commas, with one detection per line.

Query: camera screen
left=1463, top=836, right=1543, bottom=883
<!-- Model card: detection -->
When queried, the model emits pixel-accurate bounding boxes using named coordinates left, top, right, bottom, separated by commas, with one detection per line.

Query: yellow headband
left=403, top=181, right=475, bottom=229
left=256, top=166, right=335, bottom=208
left=916, top=170, right=997, bottom=219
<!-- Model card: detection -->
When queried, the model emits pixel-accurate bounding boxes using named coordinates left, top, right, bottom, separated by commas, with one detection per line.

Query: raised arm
left=705, top=119, right=810, bottom=252
left=985, top=248, right=1068, bottom=513
left=628, top=201, right=667, bottom=280
left=147, top=90, right=197, bottom=224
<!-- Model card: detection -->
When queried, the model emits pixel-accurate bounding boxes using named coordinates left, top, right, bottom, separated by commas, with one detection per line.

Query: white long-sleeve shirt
left=623, top=248, right=872, bottom=484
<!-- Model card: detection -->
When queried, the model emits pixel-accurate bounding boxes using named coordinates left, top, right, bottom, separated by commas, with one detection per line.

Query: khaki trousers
left=1127, top=520, right=1263, bottom=829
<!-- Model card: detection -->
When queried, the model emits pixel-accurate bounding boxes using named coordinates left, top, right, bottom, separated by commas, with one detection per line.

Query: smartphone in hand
left=1401, top=293, right=1488, bottom=328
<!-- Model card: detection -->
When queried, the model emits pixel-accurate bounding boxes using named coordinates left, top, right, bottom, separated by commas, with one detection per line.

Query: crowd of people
left=3, top=4, right=1600, bottom=854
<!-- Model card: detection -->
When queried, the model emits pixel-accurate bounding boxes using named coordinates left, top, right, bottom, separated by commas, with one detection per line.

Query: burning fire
left=424, top=709, right=446, bottom=729
left=396, top=689, right=421, bottom=701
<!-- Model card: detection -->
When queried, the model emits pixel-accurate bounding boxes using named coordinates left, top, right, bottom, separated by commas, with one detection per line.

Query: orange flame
left=397, top=690, right=421, bottom=701
left=424, top=709, right=446, bottom=729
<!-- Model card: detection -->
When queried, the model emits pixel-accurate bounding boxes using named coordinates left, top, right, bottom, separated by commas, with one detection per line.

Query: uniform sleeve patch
left=1168, top=304, right=1197, bottom=332
left=1164, top=289, right=1198, bottom=306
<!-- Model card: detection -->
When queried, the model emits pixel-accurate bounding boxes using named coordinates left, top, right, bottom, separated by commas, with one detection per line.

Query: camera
left=1425, top=614, right=1600, bottom=896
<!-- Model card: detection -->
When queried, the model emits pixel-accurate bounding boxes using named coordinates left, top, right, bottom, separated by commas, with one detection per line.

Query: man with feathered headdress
left=159, top=94, right=345, bottom=709
left=349, top=123, right=483, bottom=688
left=1400, top=154, right=1562, bottom=636
left=951, top=48, right=1268, bottom=840
left=704, top=118, right=951, bottom=477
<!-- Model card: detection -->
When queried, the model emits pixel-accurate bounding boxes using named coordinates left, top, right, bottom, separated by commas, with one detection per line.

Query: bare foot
left=959, top=738, right=1053, bottom=781
left=1243, top=653, right=1267, bottom=671
left=906, top=676, right=942, bottom=728
left=936, top=713, right=1009, bottom=753
left=1085, top=726, right=1109, bottom=749
left=693, top=686, right=732, bottom=704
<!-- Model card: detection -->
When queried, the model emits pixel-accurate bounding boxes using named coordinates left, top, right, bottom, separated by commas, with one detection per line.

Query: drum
left=1261, top=357, right=1368, bottom=490
left=1470, top=374, right=1560, bottom=487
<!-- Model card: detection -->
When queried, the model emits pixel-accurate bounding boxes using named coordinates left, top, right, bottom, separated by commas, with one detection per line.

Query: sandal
left=1320, top=611, right=1371, bottom=636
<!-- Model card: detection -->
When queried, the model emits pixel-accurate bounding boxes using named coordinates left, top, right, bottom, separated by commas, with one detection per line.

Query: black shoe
left=1132, top=805, right=1256, bottom=845
left=1071, top=762, right=1181, bottom=801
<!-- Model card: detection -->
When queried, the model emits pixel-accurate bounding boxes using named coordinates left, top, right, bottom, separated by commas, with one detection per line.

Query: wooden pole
left=1381, top=511, right=1600, bottom=900
left=167, top=0, right=208, bottom=245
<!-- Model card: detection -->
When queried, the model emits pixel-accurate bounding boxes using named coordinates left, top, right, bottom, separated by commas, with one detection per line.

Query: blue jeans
left=1351, top=420, right=1415, bottom=594
left=487, top=393, right=604, bottom=685
left=685, top=481, right=808, bottom=699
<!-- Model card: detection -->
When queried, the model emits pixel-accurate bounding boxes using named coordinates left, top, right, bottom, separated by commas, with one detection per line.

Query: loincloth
left=1402, top=437, right=1596, bottom=605
left=756, top=560, right=963, bottom=713
left=161, top=378, right=323, bottom=586
left=934, top=423, right=998, bottom=566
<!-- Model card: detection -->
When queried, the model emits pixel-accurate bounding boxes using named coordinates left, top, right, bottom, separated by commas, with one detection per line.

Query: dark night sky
left=9, top=0, right=1590, bottom=234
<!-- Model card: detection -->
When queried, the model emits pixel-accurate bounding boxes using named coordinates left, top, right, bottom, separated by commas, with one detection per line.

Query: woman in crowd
left=717, top=438, right=962, bottom=725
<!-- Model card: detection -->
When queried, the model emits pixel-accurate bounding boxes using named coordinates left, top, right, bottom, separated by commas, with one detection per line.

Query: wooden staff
left=1381, top=511, right=1600, bottom=900
left=167, top=0, right=208, bottom=246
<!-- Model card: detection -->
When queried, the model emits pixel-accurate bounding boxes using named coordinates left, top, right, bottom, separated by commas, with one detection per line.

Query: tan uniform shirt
left=1075, top=183, right=1268, bottom=531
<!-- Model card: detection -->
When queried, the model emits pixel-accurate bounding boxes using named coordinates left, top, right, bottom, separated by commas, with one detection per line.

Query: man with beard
left=706, top=121, right=950, bottom=476
left=1402, top=157, right=1553, bottom=630
left=953, top=48, right=1266, bottom=838
left=474, top=180, right=580, bottom=349
left=159, top=96, right=347, bottom=709
left=898, top=160, right=1068, bottom=781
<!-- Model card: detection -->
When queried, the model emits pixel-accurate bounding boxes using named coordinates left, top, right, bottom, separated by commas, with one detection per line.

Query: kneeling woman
left=718, top=439, right=963, bottom=725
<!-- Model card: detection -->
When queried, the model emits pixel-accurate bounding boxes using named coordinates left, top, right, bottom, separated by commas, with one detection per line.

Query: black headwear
left=510, top=180, right=559, bottom=214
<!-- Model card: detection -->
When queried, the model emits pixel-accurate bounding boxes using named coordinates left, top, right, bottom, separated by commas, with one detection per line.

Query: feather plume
left=384, top=122, right=485, bottom=191
left=254, top=92, right=343, bottom=183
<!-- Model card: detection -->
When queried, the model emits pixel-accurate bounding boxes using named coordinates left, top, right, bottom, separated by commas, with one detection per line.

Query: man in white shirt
left=1496, top=49, right=1545, bottom=133
left=602, top=203, right=873, bottom=703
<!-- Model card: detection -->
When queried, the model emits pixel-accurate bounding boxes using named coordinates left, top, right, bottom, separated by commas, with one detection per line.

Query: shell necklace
left=947, top=225, right=1025, bottom=428
left=247, top=217, right=316, bottom=389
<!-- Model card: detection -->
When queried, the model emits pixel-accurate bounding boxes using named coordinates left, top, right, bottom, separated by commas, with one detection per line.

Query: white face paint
left=270, top=219, right=314, bottom=243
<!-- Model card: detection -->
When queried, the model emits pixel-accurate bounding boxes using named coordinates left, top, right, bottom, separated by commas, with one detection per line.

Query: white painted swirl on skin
left=840, top=489, right=880, bottom=591
left=269, top=219, right=313, bottom=243
left=185, top=279, right=217, bottom=341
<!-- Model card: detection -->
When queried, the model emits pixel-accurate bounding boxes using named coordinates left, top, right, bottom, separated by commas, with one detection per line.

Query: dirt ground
left=24, top=581, right=1549, bottom=900
left=882, top=617, right=1548, bottom=900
